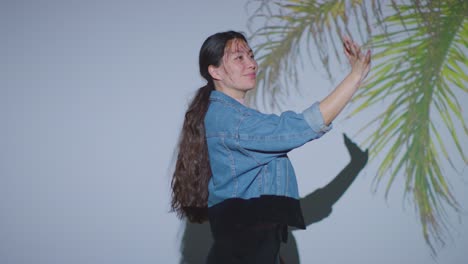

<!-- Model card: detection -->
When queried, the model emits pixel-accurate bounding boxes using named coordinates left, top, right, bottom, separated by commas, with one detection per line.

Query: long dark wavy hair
left=171, top=31, right=248, bottom=223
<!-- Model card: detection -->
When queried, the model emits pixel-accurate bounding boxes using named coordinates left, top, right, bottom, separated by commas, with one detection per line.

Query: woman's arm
left=319, top=36, right=371, bottom=125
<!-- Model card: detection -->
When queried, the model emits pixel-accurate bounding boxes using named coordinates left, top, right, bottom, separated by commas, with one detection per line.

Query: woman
left=171, top=31, right=370, bottom=263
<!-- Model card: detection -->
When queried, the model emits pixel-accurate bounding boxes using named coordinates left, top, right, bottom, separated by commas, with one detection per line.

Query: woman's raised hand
left=318, top=36, right=372, bottom=125
left=342, top=36, right=371, bottom=85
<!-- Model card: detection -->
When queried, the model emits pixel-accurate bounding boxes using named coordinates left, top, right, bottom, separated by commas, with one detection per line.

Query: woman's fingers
left=343, top=38, right=353, bottom=56
left=342, top=36, right=372, bottom=78
left=343, top=44, right=352, bottom=59
left=347, top=39, right=358, bottom=57
left=343, top=36, right=357, bottom=54
left=343, top=36, right=366, bottom=61
left=353, top=42, right=361, bottom=58
left=365, top=50, right=371, bottom=65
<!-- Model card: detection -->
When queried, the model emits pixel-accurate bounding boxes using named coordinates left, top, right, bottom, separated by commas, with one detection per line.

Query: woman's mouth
left=246, top=73, right=256, bottom=79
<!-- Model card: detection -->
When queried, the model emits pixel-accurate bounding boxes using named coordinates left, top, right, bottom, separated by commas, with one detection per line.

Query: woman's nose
left=248, top=57, right=258, bottom=70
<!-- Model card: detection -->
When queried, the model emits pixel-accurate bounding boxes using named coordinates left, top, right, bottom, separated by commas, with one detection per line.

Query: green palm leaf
left=246, top=0, right=383, bottom=109
left=248, top=0, right=468, bottom=255
left=351, top=2, right=467, bottom=253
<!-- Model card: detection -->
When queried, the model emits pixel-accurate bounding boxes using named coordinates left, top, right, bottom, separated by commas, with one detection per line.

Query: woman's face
left=211, top=39, right=258, bottom=99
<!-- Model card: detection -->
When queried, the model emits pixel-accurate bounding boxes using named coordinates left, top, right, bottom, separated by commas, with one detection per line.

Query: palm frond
left=247, top=0, right=383, bottom=110
left=247, top=0, right=468, bottom=256
left=349, top=0, right=468, bottom=254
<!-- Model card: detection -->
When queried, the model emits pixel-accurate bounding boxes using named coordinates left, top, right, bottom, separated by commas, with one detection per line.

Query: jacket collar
left=210, top=90, right=246, bottom=107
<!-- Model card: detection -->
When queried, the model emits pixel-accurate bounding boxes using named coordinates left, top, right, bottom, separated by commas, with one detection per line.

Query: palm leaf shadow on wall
left=245, top=0, right=468, bottom=255
left=178, top=134, right=368, bottom=263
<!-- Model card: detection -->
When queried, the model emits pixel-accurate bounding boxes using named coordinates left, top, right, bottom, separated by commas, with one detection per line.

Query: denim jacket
left=205, top=90, right=331, bottom=229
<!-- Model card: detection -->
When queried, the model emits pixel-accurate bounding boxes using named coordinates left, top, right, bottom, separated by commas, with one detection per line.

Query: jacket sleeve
left=237, top=102, right=332, bottom=154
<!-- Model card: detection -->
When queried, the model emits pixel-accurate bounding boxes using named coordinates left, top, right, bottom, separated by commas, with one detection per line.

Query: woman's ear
left=208, top=65, right=222, bottom=81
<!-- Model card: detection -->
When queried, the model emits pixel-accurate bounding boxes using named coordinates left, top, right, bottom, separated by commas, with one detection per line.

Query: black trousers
left=206, top=223, right=283, bottom=264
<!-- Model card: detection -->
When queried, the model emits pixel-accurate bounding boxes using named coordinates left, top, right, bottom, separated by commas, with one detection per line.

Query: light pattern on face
left=215, top=39, right=258, bottom=99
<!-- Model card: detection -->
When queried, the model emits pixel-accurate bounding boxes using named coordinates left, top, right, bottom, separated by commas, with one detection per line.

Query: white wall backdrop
left=1, top=1, right=467, bottom=263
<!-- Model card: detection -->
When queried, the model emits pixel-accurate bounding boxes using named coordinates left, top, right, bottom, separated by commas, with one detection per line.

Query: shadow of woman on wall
left=178, top=134, right=369, bottom=264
